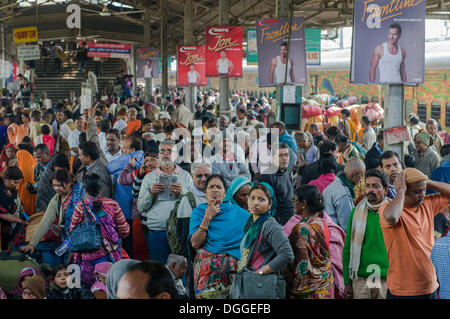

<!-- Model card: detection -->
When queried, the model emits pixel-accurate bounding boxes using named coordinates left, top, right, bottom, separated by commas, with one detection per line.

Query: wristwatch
left=258, top=270, right=264, bottom=275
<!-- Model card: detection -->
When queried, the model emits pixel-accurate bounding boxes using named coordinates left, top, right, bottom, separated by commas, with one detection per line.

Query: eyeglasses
left=159, top=149, right=172, bottom=154
left=195, top=174, right=210, bottom=179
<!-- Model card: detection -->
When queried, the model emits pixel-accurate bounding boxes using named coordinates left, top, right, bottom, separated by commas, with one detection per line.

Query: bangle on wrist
left=199, top=225, right=208, bottom=232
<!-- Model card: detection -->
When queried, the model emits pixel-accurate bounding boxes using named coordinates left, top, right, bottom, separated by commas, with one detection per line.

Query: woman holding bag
left=232, top=183, right=293, bottom=299
left=70, top=173, right=130, bottom=287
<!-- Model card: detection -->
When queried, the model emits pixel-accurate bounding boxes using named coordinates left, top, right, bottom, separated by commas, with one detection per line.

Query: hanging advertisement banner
left=247, top=28, right=258, bottom=65
left=87, top=43, right=131, bottom=59
left=13, top=26, right=38, bottom=44
left=350, top=0, right=426, bottom=84
left=0, top=60, right=10, bottom=79
left=305, top=28, right=321, bottom=66
left=17, top=45, right=41, bottom=61
left=205, top=26, right=243, bottom=77
left=137, top=48, right=160, bottom=78
left=176, top=45, right=208, bottom=87
left=255, top=17, right=307, bottom=87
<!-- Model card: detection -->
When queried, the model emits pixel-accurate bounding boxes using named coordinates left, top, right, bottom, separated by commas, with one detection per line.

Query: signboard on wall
left=17, top=45, right=40, bottom=61
left=13, top=26, right=38, bottom=44
left=305, top=28, right=321, bottom=65
left=87, top=43, right=131, bottom=59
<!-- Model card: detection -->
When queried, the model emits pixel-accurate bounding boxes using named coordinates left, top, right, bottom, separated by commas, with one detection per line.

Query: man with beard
left=379, top=168, right=450, bottom=299
left=342, top=169, right=390, bottom=299
left=138, top=140, right=193, bottom=264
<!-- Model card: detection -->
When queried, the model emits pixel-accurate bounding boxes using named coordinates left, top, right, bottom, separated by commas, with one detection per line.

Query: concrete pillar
left=383, top=84, right=405, bottom=160
left=160, top=0, right=168, bottom=96
left=143, top=13, right=153, bottom=100
left=219, top=0, right=230, bottom=117
left=184, top=0, right=195, bottom=112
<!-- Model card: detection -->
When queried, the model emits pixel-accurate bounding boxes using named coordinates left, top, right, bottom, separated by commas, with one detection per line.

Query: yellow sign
left=13, top=26, right=38, bottom=43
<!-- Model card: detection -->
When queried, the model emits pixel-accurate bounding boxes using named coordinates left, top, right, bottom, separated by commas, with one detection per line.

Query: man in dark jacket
left=258, top=143, right=294, bottom=226
left=365, top=130, right=384, bottom=170
left=301, top=140, right=345, bottom=185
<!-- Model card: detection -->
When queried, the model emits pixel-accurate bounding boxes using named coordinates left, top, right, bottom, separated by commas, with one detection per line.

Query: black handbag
left=230, top=223, right=286, bottom=299
left=69, top=202, right=102, bottom=252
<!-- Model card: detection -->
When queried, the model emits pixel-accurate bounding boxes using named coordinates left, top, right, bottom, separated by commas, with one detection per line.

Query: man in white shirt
left=41, top=92, right=52, bottom=109
left=216, top=50, right=233, bottom=76
left=187, top=65, right=201, bottom=85
left=68, top=116, right=84, bottom=156
left=269, top=42, right=295, bottom=84
left=59, top=110, right=75, bottom=143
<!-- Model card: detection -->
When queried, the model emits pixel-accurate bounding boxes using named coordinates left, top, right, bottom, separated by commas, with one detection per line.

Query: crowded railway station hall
left=0, top=0, right=449, bottom=305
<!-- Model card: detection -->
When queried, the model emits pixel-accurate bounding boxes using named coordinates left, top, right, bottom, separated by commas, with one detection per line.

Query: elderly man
left=323, top=158, right=366, bottom=231
left=379, top=168, right=450, bottom=299
left=210, top=130, right=251, bottom=189
left=413, top=131, right=440, bottom=177
left=343, top=169, right=390, bottom=299
left=138, top=140, right=193, bottom=264
left=165, top=254, right=188, bottom=297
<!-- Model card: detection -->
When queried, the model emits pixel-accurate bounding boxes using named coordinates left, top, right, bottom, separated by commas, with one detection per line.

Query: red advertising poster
left=205, top=26, right=243, bottom=77
left=87, top=42, right=131, bottom=58
left=176, top=45, right=208, bottom=87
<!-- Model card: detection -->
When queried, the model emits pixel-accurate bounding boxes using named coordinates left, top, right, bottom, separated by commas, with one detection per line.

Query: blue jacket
left=107, top=150, right=145, bottom=220
left=428, top=160, right=450, bottom=195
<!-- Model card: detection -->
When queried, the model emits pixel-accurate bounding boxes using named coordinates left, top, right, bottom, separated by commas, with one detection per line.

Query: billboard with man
left=255, top=17, right=307, bottom=87
left=351, top=0, right=426, bottom=84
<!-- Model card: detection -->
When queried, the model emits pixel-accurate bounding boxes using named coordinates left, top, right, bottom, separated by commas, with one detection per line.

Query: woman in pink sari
left=41, top=124, right=55, bottom=155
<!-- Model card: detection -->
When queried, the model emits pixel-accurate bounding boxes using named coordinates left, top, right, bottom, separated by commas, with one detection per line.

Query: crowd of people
left=0, top=80, right=448, bottom=300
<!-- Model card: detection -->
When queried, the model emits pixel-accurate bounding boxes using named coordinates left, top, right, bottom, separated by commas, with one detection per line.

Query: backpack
left=166, top=192, right=196, bottom=256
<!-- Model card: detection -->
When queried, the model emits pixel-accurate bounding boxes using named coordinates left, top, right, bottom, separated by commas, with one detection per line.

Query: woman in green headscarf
left=224, top=176, right=252, bottom=210
left=237, top=183, right=293, bottom=281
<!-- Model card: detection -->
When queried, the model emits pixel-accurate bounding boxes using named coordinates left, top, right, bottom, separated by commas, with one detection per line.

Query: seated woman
left=188, top=174, right=250, bottom=299
left=20, top=169, right=85, bottom=266
left=237, top=183, right=293, bottom=297
left=308, top=153, right=338, bottom=193
left=46, top=264, right=93, bottom=299
left=70, top=173, right=130, bottom=287
left=224, top=176, right=252, bottom=211
left=283, top=185, right=334, bottom=299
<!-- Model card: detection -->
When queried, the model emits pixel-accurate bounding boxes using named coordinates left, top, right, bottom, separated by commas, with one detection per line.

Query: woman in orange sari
left=126, top=108, right=141, bottom=136
left=16, top=149, right=37, bottom=216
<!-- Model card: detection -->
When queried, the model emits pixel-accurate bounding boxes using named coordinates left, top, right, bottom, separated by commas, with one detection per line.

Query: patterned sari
left=285, top=216, right=334, bottom=299
left=193, top=248, right=239, bottom=299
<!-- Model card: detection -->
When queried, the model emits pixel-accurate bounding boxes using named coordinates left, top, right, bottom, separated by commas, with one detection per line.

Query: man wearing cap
left=379, top=168, right=450, bottom=299
left=413, top=131, right=440, bottom=178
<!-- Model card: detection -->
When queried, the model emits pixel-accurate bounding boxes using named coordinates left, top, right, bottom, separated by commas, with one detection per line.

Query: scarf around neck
left=348, top=196, right=390, bottom=280
left=337, top=171, right=355, bottom=199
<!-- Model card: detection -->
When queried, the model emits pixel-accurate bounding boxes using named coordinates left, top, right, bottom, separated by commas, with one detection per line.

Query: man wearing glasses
left=138, top=140, right=194, bottom=265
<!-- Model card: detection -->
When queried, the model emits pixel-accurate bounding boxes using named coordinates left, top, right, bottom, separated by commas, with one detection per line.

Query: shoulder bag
left=69, top=201, right=102, bottom=252
left=230, top=222, right=286, bottom=299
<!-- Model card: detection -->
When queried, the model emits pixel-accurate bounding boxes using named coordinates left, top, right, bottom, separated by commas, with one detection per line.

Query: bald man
left=379, top=168, right=450, bottom=299
left=323, top=158, right=366, bottom=230
left=116, top=261, right=177, bottom=299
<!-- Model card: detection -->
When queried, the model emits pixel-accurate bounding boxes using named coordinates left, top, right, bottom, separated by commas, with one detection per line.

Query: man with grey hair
left=323, top=158, right=366, bottom=231
left=219, top=115, right=229, bottom=130
left=426, top=118, right=444, bottom=155
left=165, top=254, right=188, bottom=297
left=138, top=139, right=194, bottom=265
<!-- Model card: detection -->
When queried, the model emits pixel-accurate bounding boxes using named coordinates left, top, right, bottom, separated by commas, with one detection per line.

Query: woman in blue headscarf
left=237, top=182, right=293, bottom=293
left=189, top=174, right=250, bottom=299
left=224, top=176, right=252, bottom=210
